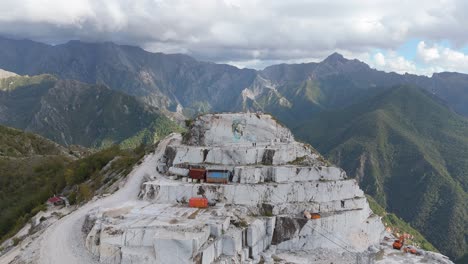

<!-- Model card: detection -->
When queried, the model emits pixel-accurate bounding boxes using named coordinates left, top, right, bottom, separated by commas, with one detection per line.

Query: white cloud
left=368, top=52, right=418, bottom=74
left=416, top=41, right=468, bottom=73
left=0, top=0, right=468, bottom=73
left=417, top=41, right=441, bottom=62
left=364, top=41, right=468, bottom=76
left=374, top=53, right=386, bottom=67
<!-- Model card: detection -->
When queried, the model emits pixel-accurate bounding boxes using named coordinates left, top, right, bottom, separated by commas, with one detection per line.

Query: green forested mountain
left=0, top=74, right=181, bottom=148
left=0, top=124, right=70, bottom=157
left=0, top=125, right=73, bottom=241
left=294, top=86, right=468, bottom=261
left=0, top=125, right=155, bottom=243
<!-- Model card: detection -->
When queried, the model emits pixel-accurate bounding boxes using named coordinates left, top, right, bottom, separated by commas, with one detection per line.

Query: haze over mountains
left=0, top=36, right=466, bottom=262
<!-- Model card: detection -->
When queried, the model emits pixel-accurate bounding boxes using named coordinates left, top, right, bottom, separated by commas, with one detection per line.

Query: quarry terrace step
left=164, top=143, right=317, bottom=166
left=166, top=164, right=346, bottom=183
left=233, top=165, right=346, bottom=183
left=141, top=179, right=365, bottom=208
left=86, top=203, right=382, bottom=264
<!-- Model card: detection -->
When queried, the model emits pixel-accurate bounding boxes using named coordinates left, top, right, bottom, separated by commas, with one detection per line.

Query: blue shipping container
left=207, top=171, right=229, bottom=178
left=206, top=171, right=230, bottom=183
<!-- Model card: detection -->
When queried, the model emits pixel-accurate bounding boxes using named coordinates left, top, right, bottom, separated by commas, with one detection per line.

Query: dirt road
left=35, top=134, right=180, bottom=264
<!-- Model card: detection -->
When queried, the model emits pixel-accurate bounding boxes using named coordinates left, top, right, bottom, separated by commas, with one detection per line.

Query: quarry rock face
left=184, top=113, right=294, bottom=146
left=85, top=113, right=387, bottom=263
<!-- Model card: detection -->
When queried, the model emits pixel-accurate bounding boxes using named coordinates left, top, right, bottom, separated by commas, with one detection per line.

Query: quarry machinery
left=392, top=235, right=405, bottom=250
left=403, top=246, right=419, bottom=255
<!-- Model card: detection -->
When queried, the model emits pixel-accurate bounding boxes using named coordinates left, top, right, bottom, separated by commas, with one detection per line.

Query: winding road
left=33, top=134, right=180, bottom=264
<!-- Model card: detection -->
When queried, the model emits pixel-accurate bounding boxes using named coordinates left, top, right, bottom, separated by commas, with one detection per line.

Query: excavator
left=392, top=235, right=405, bottom=250
left=393, top=235, right=421, bottom=255
left=403, top=246, right=419, bottom=255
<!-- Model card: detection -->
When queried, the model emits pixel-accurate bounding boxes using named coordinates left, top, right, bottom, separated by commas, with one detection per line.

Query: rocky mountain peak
left=323, top=52, right=347, bottom=64
left=315, top=52, right=371, bottom=77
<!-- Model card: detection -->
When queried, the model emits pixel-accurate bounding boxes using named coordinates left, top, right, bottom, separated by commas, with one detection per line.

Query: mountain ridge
left=1, top=36, right=468, bottom=118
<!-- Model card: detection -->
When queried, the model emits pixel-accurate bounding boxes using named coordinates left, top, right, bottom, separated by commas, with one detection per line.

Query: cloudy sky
left=1, top=0, right=468, bottom=75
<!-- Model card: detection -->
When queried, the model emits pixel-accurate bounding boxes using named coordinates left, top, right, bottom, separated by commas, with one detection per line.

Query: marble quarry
left=84, top=113, right=388, bottom=263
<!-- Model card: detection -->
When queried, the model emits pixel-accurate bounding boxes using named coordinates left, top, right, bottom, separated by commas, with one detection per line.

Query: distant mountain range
left=1, top=36, right=468, bottom=120
left=0, top=37, right=257, bottom=116
left=0, top=36, right=466, bottom=262
left=0, top=73, right=180, bottom=148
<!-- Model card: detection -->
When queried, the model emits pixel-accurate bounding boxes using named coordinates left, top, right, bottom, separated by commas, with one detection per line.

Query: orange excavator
left=403, top=246, right=419, bottom=255
left=392, top=235, right=405, bottom=250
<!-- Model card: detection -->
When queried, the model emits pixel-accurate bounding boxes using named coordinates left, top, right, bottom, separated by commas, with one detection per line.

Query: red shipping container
left=189, top=168, right=206, bottom=180
left=189, top=197, right=208, bottom=208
